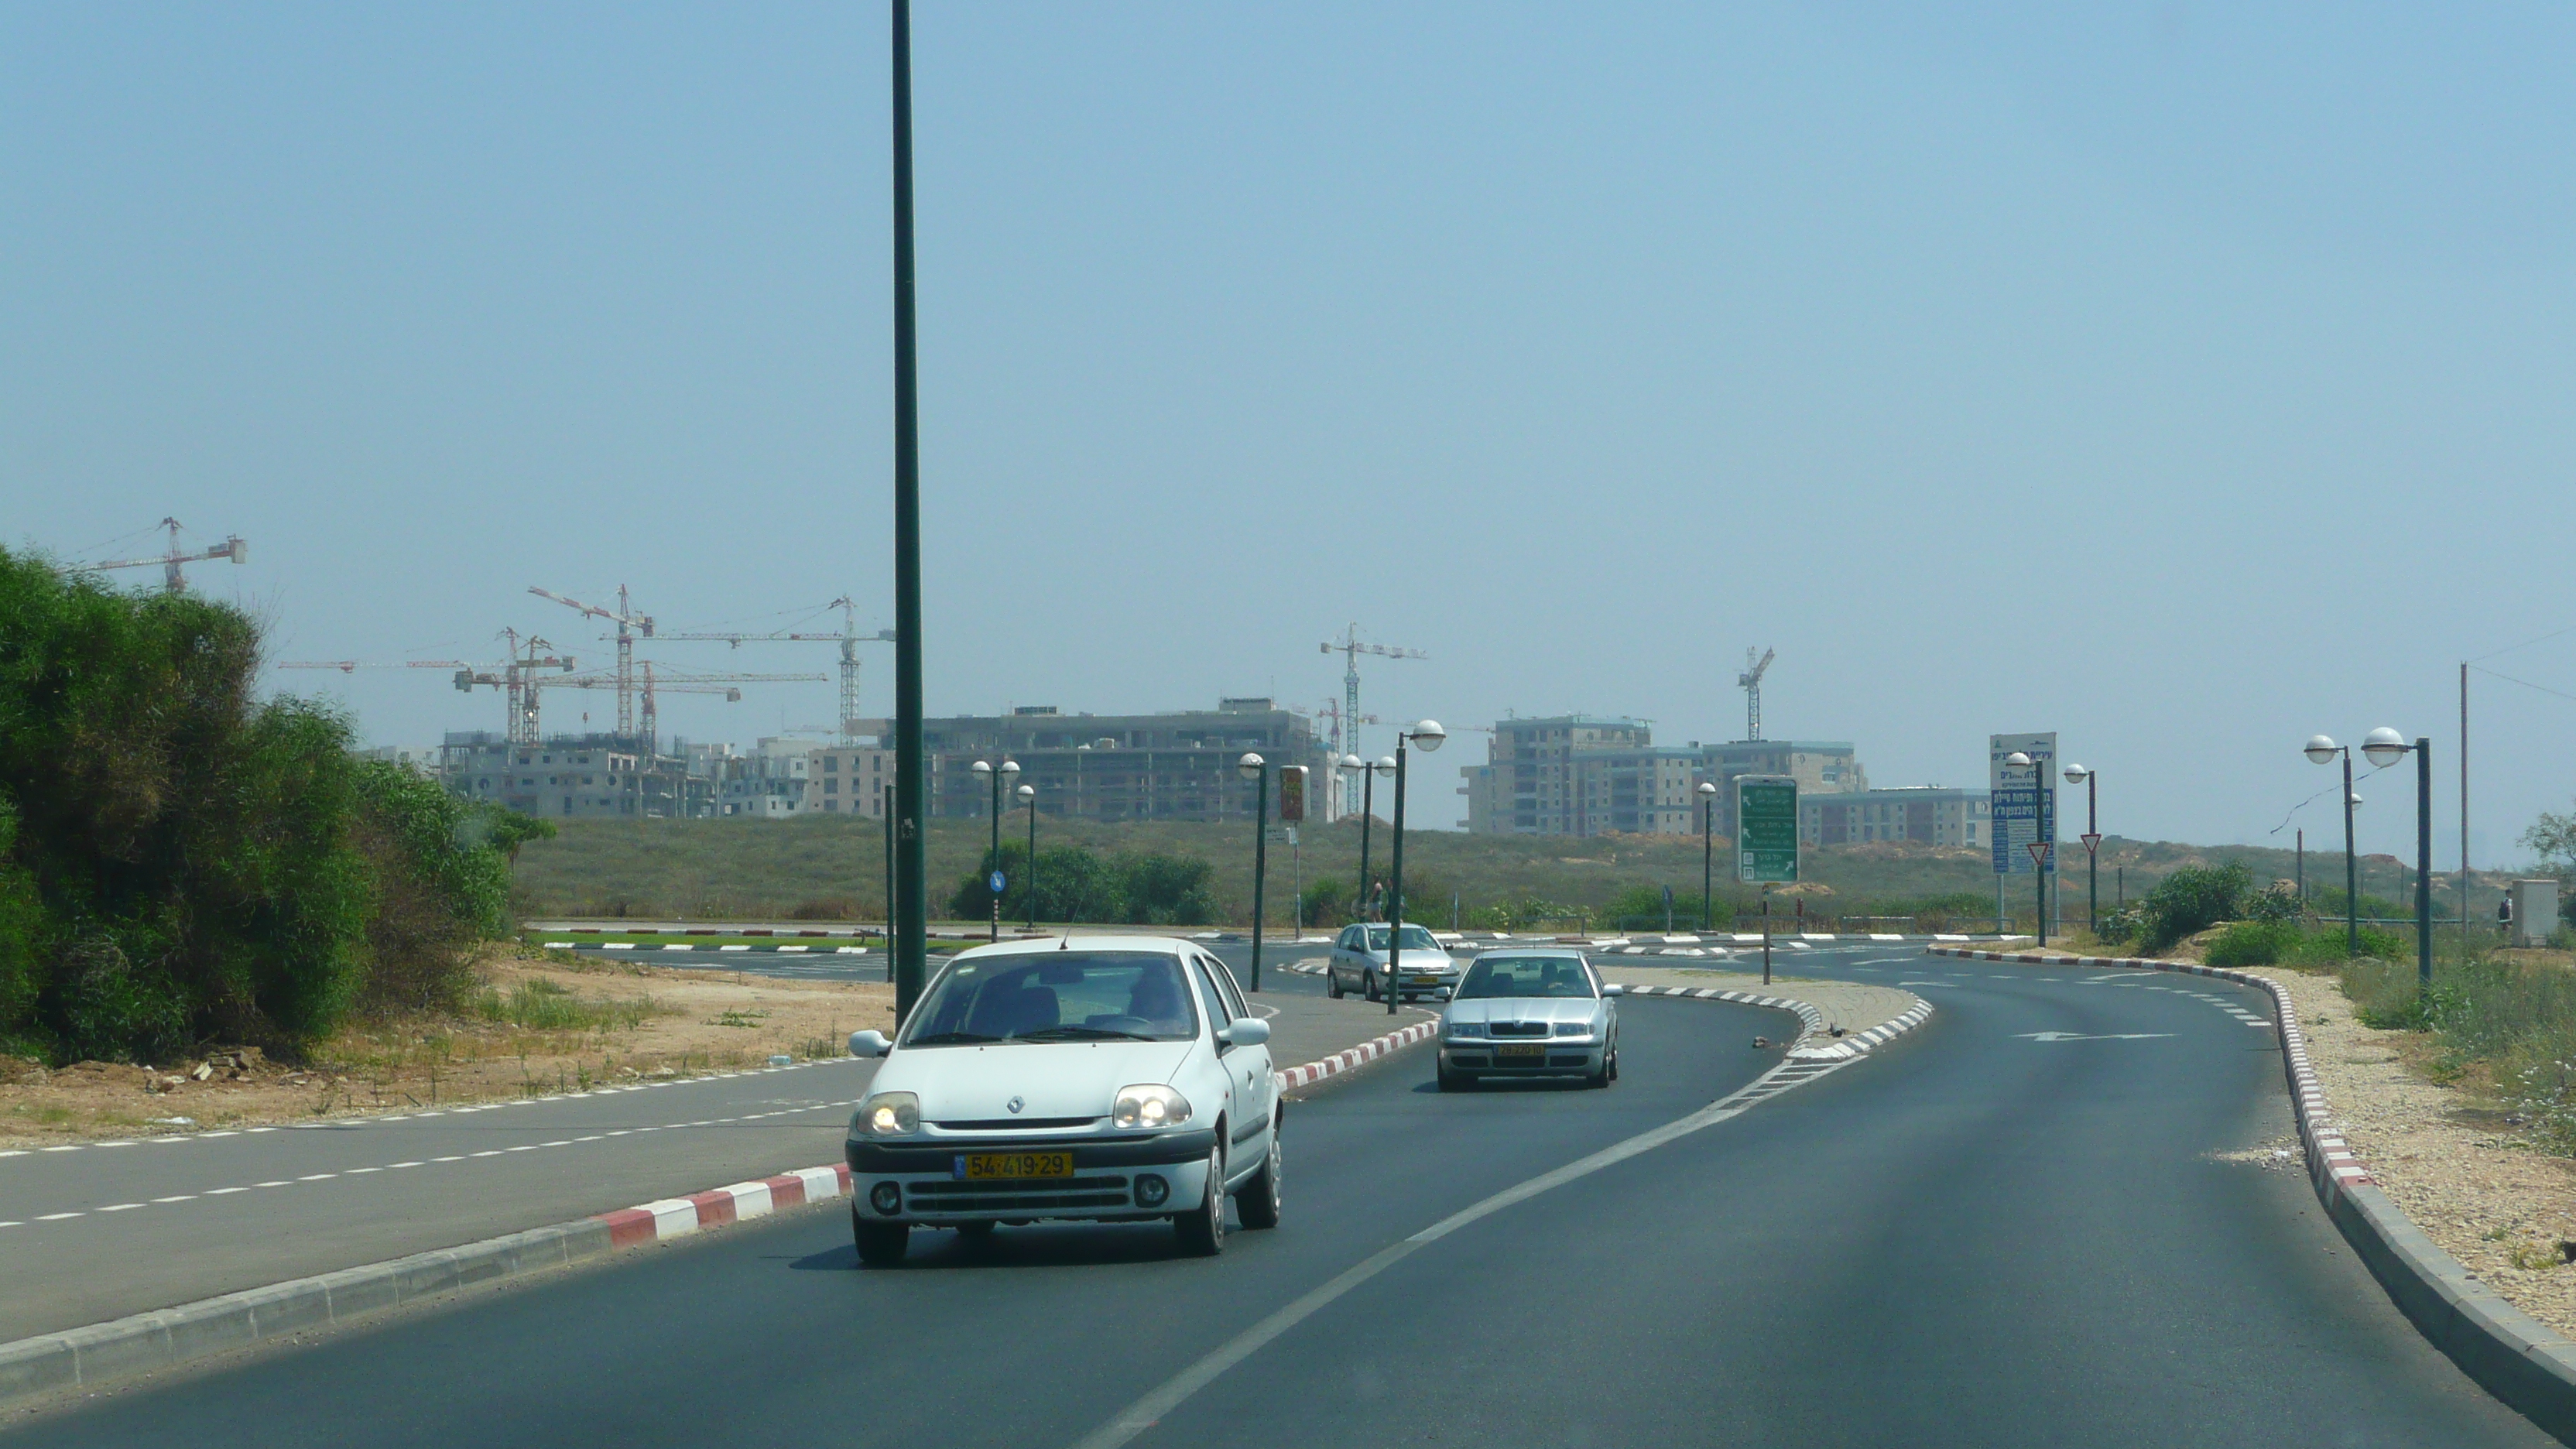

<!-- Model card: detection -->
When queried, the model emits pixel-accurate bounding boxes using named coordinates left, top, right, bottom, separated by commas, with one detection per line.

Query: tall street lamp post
left=1017, top=783, right=1037, bottom=933
left=1239, top=752, right=1270, bottom=992
left=2064, top=763, right=2100, bottom=934
left=1697, top=780, right=1718, bottom=932
left=2304, top=735, right=2362, bottom=958
left=1355, top=754, right=1392, bottom=920
left=970, top=758, right=1018, bottom=941
left=889, top=0, right=927, bottom=1023
left=1383, top=721, right=1447, bottom=1016
left=2314, top=729, right=2434, bottom=991
left=2006, top=752, right=2049, bottom=947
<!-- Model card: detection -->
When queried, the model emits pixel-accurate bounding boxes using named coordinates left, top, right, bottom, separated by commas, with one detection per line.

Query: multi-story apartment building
left=439, top=731, right=707, bottom=818
left=1697, top=738, right=1866, bottom=833
left=806, top=745, right=893, bottom=817
left=1800, top=786, right=1989, bottom=848
left=921, top=699, right=1328, bottom=824
left=1461, top=717, right=1703, bottom=837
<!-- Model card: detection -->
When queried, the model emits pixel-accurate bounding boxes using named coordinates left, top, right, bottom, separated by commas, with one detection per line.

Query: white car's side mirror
left=1601, top=984, right=1625, bottom=998
left=1217, top=1016, right=1272, bottom=1046
left=848, top=1029, right=892, bottom=1058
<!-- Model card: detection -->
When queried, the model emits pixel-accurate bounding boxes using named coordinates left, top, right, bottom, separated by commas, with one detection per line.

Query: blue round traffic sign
left=988, top=871, right=1007, bottom=893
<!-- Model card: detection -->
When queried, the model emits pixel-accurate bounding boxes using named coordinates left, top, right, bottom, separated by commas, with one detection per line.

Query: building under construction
left=439, top=731, right=712, bottom=819
left=925, top=699, right=1330, bottom=824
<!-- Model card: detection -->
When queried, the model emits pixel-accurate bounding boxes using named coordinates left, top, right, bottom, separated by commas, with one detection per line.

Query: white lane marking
left=346, top=1166, right=382, bottom=1174
left=207, top=1187, right=247, bottom=1195
left=2016, top=1031, right=2174, bottom=1042
left=298, top=1173, right=337, bottom=1181
left=255, top=1180, right=290, bottom=1188
left=93, top=1140, right=137, bottom=1148
left=97, top=1203, right=144, bottom=1212
left=36, top=1212, right=82, bottom=1221
left=152, top=1194, right=196, bottom=1203
left=1064, top=1056, right=1849, bottom=1449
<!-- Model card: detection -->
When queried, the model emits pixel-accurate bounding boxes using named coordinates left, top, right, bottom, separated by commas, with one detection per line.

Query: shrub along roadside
left=2339, top=954, right=2576, bottom=1156
left=0, top=547, right=545, bottom=1064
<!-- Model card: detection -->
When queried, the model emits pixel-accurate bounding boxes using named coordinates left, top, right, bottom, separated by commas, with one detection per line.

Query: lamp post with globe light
left=1354, top=754, right=1394, bottom=920
left=1382, top=721, right=1447, bottom=1015
left=1017, top=783, right=1037, bottom=933
left=2005, top=752, right=2050, bottom=946
left=969, top=759, right=1019, bottom=941
left=2311, top=728, right=2434, bottom=989
left=2063, top=764, right=2101, bottom=934
left=1698, top=781, right=1719, bottom=932
left=1238, top=752, right=1271, bottom=992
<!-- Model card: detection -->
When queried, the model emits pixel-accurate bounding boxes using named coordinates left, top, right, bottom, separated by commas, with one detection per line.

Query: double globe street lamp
left=1016, top=782, right=1037, bottom=933
left=968, top=758, right=1019, bottom=941
left=1381, top=721, right=1446, bottom=1015
left=1697, top=780, right=1719, bottom=932
left=1338, top=752, right=1396, bottom=920
left=2306, top=728, right=2434, bottom=989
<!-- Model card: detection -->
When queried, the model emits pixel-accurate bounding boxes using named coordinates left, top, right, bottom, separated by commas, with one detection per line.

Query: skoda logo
left=1006, top=1096, right=1025, bottom=1115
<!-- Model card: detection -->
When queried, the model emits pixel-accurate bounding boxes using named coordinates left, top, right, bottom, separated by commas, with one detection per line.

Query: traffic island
left=1595, top=966, right=1932, bottom=1061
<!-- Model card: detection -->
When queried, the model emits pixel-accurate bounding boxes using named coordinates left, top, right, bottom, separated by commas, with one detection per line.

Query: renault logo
left=1006, top=1096, right=1025, bottom=1114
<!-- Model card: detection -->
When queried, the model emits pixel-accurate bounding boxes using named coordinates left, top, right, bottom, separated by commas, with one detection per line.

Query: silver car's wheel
left=1327, top=969, right=1345, bottom=999
left=1236, top=1126, right=1281, bottom=1230
left=1175, top=1140, right=1226, bottom=1255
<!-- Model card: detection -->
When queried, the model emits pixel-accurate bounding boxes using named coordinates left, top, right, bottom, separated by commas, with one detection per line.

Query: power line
left=2468, top=663, right=2576, bottom=705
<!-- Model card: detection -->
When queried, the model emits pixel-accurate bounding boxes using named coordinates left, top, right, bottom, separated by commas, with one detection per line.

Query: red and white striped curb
left=1273, top=1019, right=1440, bottom=1092
left=1619, top=984, right=1936, bottom=1061
left=596, top=1163, right=853, bottom=1247
left=1926, top=946, right=2371, bottom=1197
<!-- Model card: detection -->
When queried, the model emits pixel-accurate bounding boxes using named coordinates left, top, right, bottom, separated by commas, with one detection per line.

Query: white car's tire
left=1236, top=1127, right=1281, bottom=1230
left=1175, top=1140, right=1227, bottom=1255
left=854, top=1205, right=908, bottom=1267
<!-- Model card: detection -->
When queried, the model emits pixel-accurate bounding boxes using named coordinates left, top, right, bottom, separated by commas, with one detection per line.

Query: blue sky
left=7, top=3, right=2574, bottom=859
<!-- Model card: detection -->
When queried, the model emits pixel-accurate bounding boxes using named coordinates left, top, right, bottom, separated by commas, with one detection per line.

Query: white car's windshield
left=903, top=952, right=1199, bottom=1045
left=1365, top=925, right=1440, bottom=952
left=1457, top=957, right=1596, bottom=1000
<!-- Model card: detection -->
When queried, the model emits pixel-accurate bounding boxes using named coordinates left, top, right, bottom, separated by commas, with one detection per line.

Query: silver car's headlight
left=1112, top=1084, right=1192, bottom=1129
left=856, top=1091, right=919, bottom=1137
left=1553, top=1022, right=1591, bottom=1037
left=1444, top=1020, right=1485, bottom=1039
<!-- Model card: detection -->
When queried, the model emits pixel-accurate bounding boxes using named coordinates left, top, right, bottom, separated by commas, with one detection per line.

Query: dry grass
left=0, top=945, right=891, bottom=1148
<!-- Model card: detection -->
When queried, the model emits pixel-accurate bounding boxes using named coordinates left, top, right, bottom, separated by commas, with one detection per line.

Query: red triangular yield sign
left=2026, top=841, right=2054, bottom=866
left=2081, top=833, right=2102, bottom=854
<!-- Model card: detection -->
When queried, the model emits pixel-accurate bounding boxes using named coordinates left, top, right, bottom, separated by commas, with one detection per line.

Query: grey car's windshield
left=1457, top=957, right=1597, bottom=1000
left=903, top=952, right=1200, bottom=1046
left=1365, top=925, right=1440, bottom=952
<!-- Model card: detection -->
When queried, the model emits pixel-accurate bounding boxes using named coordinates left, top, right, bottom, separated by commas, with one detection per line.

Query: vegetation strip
left=1927, top=944, right=2576, bottom=1438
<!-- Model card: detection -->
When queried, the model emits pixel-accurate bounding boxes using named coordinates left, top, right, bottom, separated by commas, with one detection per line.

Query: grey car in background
left=1325, top=922, right=1461, bottom=1003
left=1435, top=949, right=1622, bottom=1091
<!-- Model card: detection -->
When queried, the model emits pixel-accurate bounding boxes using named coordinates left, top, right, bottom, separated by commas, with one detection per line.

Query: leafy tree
left=2525, top=803, right=2576, bottom=879
left=2138, top=862, right=2252, bottom=954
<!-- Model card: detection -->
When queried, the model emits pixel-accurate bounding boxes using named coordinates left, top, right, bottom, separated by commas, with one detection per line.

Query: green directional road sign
left=1737, top=775, right=1800, bottom=884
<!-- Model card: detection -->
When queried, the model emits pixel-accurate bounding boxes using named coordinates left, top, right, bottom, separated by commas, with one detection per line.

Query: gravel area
left=2255, top=966, right=2576, bottom=1338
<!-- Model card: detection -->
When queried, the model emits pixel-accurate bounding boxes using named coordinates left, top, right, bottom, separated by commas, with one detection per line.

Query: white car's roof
left=1468, top=945, right=1588, bottom=959
left=950, top=934, right=1196, bottom=961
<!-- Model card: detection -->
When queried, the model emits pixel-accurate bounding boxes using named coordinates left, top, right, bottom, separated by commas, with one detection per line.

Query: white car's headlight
left=1553, top=1022, right=1591, bottom=1037
left=1112, top=1084, right=1192, bottom=1129
left=856, top=1091, right=919, bottom=1137
left=1445, top=1020, right=1485, bottom=1039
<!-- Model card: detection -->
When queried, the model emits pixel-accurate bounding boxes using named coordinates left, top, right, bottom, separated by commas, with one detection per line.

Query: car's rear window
left=1456, top=957, right=1596, bottom=1000
left=902, top=952, right=1201, bottom=1045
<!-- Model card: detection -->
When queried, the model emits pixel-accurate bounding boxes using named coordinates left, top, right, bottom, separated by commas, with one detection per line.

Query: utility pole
left=890, top=0, right=927, bottom=1022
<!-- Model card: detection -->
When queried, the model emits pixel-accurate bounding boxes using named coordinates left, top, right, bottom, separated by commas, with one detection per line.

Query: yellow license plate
left=1495, top=1043, right=1546, bottom=1060
left=1408, top=976, right=1440, bottom=985
left=958, top=1151, right=1074, bottom=1180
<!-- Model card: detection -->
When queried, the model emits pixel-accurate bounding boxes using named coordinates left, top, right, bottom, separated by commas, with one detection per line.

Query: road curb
left=0, top=1163, right=856, bottom=1410
left=1617, top=984, right=1935, bottom=1061
left=1927, top=944, right=2576, bottom=1440
left=1273, top=1019, right=1439, bottom=1093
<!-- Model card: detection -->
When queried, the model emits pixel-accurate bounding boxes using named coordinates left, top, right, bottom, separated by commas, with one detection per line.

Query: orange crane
left=61, top=518, right=247, bottom=593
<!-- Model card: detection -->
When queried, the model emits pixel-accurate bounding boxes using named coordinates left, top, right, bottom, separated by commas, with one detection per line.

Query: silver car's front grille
left=904, top=1176, right=1133, bottom=1213
left=1487, top=1021, right=1549, bottom=1037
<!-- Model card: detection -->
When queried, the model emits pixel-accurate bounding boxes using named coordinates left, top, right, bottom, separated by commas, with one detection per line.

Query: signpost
left=1738, top=776, right=1798, bottom=985
left=1277, top=766, right=1306, bottom=824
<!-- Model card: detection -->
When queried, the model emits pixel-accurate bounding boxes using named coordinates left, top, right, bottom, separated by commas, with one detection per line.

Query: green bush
left=2096, top=906, right=2144, bottom=945
left=0, top=549, right=527, bottom=1061
left=2204, top=920, right=2301, bottom=967
left=2138, top=862, right=2252, bottom=954
left=946, top=845, right=1217, bottom=927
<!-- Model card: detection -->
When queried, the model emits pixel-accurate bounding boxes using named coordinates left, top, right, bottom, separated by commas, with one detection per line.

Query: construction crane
left=1320, top=625, right=1427, bottom=816
left=60, top=518, right=247, bottom=593
left=536, top=662, right=825, bottom=756
left=655, top=598, right=894, bottom=745
left=1737, top=647, right=1776, bottom=742
left=529, top=586, right=653, bottom=741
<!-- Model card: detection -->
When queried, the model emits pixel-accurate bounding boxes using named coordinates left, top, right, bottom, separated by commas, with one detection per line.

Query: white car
left=1435, top=948, right=1622, bottom=1091
left=844, top=936, right=1280, bottom=1266
left=1324, top=922, right=1461, bottom=1002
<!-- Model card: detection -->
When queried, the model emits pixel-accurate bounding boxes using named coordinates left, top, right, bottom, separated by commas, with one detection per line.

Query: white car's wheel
left=1236, top=1126, right=1281, bottom=1230
left=1327, top=968, right=1345, bottom=999
left=1175, top=1140, right=1226, bottom=1255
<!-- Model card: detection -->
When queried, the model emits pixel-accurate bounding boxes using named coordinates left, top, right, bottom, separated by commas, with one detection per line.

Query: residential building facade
left=1801, top=786, right=1989, bottom=848
left=922, top=700, right=1329, bottom=824
left=1461, top=717, right=1703, bottom=837
left=438, top=731, right=708, bottom=818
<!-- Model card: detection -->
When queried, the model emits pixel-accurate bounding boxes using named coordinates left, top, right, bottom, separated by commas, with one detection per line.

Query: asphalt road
left=9, top=947, right=2556, bottom=1447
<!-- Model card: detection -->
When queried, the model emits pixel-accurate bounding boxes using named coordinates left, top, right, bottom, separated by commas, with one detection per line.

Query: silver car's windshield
left=903, top=952, right=1200, bottom=1046
left=1456, top=957, right=1596, bottom=1000
left=1365, top=925, right=1440, bottom=952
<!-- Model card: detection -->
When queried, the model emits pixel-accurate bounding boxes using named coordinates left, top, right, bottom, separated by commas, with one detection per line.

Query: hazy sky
left=9, top=4, right=2575, bottom=858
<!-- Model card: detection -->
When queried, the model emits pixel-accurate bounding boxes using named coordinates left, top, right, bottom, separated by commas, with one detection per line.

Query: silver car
left=1324, top=923, right=1461, bottom=1003
left=1435, top=949, right=1622, bottom=1091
